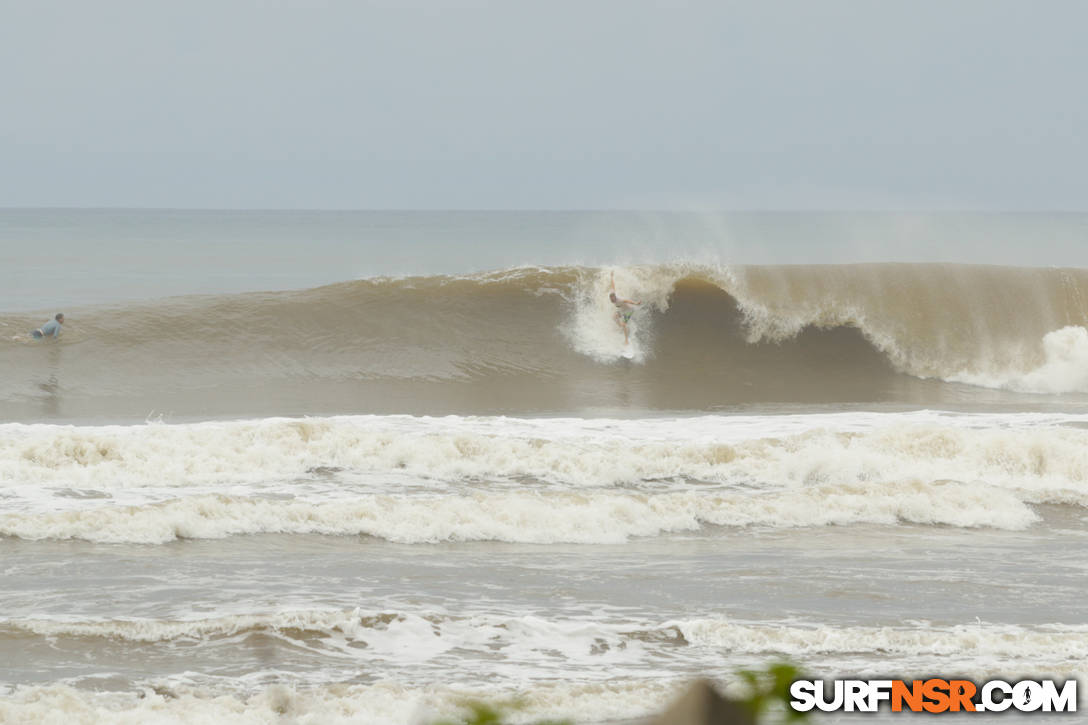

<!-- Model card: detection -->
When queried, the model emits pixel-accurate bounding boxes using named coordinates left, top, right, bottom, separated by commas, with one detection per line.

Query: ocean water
left=2, top=210, right=1087, bottom=723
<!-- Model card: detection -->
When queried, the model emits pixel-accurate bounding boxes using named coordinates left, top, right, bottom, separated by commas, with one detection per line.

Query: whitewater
left=3, top=210, right=1088, bottom=724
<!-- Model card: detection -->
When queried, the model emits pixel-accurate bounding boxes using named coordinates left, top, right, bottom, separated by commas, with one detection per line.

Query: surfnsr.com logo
left=789, top=679, right=1077, bottom=714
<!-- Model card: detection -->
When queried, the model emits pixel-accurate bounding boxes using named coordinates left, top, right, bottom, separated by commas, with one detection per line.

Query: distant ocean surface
left=2, top=210, right=1087, bottom=724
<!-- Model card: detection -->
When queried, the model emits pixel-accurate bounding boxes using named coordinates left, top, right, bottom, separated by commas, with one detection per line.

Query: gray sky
left=2, top=0, right=1085, bottom=210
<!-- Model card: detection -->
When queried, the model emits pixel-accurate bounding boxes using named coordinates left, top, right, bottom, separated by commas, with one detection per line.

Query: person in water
left=609, top=272, right=641, bottom=344
left=31, top=313, right=64, bottom=339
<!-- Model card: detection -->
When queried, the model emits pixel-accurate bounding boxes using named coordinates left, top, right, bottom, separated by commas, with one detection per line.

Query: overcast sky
left=1, top=0, right=1085, bottom=210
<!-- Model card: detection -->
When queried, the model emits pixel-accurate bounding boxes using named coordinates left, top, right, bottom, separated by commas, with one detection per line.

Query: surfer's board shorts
left=30, top=329, right=43, bottom=339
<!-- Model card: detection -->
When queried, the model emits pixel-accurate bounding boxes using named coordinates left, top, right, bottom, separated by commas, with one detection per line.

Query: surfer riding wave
left=609, top=272, right=641, bottom=345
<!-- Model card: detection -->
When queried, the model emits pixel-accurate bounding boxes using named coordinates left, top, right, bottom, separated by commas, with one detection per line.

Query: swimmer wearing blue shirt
left=31, top=313, right=65, bottom=339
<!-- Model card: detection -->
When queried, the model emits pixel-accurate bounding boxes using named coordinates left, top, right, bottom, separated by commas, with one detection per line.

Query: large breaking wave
left=3, top=263, right=1088, bottom=419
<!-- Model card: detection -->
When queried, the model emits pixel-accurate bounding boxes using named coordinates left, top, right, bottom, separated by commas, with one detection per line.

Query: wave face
left=3, top=263, right=1088, bottom=419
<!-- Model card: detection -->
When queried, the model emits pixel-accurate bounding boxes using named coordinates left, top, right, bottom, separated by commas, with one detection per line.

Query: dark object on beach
left=649, top=680, right=756, bottom=725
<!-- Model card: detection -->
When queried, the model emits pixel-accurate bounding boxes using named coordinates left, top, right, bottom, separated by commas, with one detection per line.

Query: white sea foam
left=0, top=478, right=1040, bottom=544
left=10, top=609, right=1086, bottom=663
left=4, top=412, right=1088, bottom=496
left=951, top=326, right=1088, bottom=394
left=676, top=619, right=1088, bottom=660
left=1, top=609, right=659, bottom=674
left=0, top=680, right=679, bottom=725
left=3, top=412, right=1088, bottom=542
left=2, top=613, right=1083, bottom=724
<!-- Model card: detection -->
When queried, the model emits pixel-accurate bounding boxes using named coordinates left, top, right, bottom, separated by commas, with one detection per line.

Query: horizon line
left=2, top=206, right=1087, bottom=215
